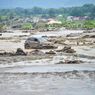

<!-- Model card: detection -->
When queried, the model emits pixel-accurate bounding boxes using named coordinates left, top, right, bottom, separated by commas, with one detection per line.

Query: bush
left=22, top=23, right=33, bottom=30
left=83, top=20, right=95, bottom=29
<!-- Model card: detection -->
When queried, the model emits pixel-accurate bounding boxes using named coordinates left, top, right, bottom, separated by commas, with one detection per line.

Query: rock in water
left=56, top=60, right=83, bottom=64
left=57, top=46, right=76, bottom=53
left=29, top=49, right=45, bottom=55
left=15, top=48, right=26, bottom=56
left=45, top=50, right=56, bottom=55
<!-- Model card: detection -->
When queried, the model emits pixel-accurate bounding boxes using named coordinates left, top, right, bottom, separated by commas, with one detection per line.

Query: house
left=67, top=16, right=88, bottom=21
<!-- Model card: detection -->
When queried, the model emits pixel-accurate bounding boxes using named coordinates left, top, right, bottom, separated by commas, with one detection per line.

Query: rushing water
left=1, top=64, right=95, bottom=73
left=0, top=29, right=95, bottom=95
left=34, top=30, right=83, bottom=37
left=0, top=72, right=95, bottom=95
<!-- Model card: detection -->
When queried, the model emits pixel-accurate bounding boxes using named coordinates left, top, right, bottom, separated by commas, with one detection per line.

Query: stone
left=29, top=49, right=45, bottom=55
left=56, top=60, right=83, bottom=64
left=42, top=45, right=57, bottom=49
left=45, top=50, right=56, bottom=55
left=56, top=46, right=76, bottom=53
left=65, top=60, right=83, bottom=64
left=15, top=48, right=26, bottom=56
left=0, top=52, right=15, bottom=56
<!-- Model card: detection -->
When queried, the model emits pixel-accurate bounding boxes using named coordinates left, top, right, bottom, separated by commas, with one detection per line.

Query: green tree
left=83, top=20, right=95, bottom=29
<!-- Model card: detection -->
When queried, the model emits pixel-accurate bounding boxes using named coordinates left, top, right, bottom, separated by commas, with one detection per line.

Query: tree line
left=0, top=4, right=95, bottom=19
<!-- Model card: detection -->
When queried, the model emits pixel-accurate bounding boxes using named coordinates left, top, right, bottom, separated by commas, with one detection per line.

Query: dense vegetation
left=22, top=23, right=33, bottom=30
left=0, top=4, right=95, bottom=19
left=0, top=4, right=95, bottom=30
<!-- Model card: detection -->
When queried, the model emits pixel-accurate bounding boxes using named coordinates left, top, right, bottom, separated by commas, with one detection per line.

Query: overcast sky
left=0, top=0, right=95, bottom=9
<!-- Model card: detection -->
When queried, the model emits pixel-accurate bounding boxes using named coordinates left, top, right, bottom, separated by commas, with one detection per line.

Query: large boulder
left=15, top=48, right=26, bottom=56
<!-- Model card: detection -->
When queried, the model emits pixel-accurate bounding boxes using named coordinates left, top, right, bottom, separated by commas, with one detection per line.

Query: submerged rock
left=83, top=29, right=95, bottom=33
left=0, top=52, right=15, bottom=56
left=29, top=49, right=45, bottom=55
left=66, top=33, right=81, bottom=37
left=57, top=46, right=76, bottom=53
left=56, top=60, right=83, bottom=64
left=65, top=60, right=83, bottom=64
left=42, top=44, right=57, bottom=49
left=45, top=50, right=56, bottom=55
left=56, top=61, right=64, bottom=64
left=0, top=48, right=27, bottom=56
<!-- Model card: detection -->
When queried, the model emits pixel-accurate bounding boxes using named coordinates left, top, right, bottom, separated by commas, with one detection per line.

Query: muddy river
left=0, top=29, right=95, bottom=95
left=0, top=71, right=95, bottom=95
left=0, top=63, right=95, bottom=95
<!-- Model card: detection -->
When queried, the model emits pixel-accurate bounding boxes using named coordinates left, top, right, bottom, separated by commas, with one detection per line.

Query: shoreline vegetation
left=0, top=4, right=95, bottom=31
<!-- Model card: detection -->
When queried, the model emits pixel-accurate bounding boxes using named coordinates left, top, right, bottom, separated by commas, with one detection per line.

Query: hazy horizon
left=0, top=0, right=95, bottom=9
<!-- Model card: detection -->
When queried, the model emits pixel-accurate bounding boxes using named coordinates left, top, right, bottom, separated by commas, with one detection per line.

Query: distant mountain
left=0, top=0, right=95, bottom=9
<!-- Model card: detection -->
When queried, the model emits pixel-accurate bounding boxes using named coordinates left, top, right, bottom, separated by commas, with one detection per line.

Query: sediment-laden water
left=0, top=71, right=95, bottom=95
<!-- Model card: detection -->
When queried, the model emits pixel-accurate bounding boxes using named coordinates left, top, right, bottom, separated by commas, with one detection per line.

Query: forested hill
left=0, top=4, right=95, bottom=19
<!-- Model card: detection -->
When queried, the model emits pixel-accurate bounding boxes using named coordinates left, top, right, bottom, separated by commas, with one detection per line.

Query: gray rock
left=46, top=50, right=56, bottom=55
left=57, top=46, right=76, bottom=53
left=15, top=48, right=26, bottom=56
